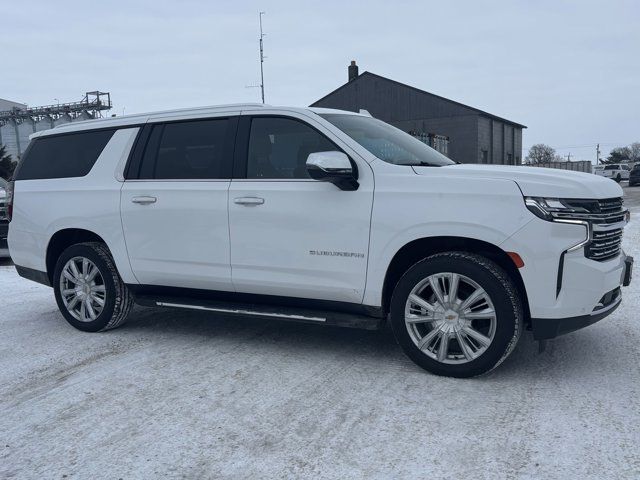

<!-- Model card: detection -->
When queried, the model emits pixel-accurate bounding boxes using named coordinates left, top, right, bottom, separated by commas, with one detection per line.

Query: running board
left=134, top=294, right=383, bottom=330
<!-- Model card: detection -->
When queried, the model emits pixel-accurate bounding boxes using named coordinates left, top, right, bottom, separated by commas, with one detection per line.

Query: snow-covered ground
left=1, top=191, right=639, bottom=479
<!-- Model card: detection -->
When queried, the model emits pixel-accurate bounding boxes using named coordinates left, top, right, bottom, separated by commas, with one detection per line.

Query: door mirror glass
left=306, top=151, right=358, bottom=191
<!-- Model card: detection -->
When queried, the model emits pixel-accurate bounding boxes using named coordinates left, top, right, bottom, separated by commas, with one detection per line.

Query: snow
left=1, top=193, right=639, bottom=479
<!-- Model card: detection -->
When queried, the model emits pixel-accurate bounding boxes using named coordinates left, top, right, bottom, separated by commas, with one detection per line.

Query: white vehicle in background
left=595, top=164, right=631, bottom=182
left=0, top=177, right=10, bottom=258
left=6, top=104, right=634, bottom=377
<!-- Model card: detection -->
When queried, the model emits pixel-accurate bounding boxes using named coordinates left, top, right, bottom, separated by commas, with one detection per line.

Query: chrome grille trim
left=587, top=224, right=623, bottom=262
left=559, top=197, right=626, bottom=262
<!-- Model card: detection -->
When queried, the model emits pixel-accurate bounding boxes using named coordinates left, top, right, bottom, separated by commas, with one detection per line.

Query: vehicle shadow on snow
left=113, top=305, right=616, bottom=381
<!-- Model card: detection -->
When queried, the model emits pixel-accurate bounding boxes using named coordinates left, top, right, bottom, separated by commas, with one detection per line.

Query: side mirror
left=306, top=151, right=359, bottom=191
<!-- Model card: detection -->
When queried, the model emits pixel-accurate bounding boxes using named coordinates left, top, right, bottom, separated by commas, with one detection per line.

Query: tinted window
left=321, top=114, right=454, bottom=167
left=604, top=165, right=618, bottom=170
left=247, top=117, right=338, bottom=179
left=15, top=129, right=115, bottom=180
left=139, top=119, right=230, bottom=180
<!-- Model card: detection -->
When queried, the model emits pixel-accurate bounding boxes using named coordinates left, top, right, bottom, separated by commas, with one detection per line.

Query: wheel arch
left=46, top=228, right=109, bottom=284
left=381, top=236, right=531, bottom=322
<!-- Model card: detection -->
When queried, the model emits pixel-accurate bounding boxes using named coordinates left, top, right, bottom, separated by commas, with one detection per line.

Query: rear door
left=120, top=115, right=237, bottom=291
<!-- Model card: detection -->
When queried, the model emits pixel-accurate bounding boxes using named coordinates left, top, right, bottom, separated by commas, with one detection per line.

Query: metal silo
left=35, top=116, right=54, bottom=132
left=17, top=119, right=35, bottom=154
left=53, top=114, right=72, bottom=127
left=0, top=121, right=19, bottom=160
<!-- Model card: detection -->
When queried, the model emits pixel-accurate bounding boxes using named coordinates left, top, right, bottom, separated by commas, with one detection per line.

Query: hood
left=413, top=164, right=623, bottom=199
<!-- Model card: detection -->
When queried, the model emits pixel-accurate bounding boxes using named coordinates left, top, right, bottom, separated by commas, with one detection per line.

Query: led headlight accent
left=524, top=197, right=592, bottom=252
left=524, top=197, right=591, bottom=222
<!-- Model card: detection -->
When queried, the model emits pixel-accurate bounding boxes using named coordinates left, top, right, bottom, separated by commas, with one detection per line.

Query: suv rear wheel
left=390, top=252, right=523, bottom=377
left=53, top=242, right=133, bottom=332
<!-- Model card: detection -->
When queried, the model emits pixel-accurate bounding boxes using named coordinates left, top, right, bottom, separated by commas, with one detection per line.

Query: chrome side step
left=130, top=291, right=383, bottom=330
left=156, top=302, right=326, bottom=323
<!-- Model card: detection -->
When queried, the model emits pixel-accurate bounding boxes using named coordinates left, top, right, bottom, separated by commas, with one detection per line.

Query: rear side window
left=139, top=118, right=230, bottom=180
left=15, top=129, right=116, bottom=180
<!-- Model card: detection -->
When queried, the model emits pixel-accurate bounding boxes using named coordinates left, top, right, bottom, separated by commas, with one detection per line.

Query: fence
left=525, top=161, right=592, bottom=174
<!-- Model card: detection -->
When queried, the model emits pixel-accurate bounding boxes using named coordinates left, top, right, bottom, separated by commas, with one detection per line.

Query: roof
left=29, top=103, right=364, bottom=140
left=0, top=98, right=27, bottom=110
left=311, top=71, right=527, bottom=129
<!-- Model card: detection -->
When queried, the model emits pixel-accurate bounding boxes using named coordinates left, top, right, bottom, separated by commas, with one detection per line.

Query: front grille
left=559, top=197, right=626, bottom=224
left=587, top=228, right=623, bottom=262
left=560, top=197, right=626, bottom=262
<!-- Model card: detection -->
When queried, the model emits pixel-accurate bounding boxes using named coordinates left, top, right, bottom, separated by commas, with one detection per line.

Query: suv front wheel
left=53, top=242, right=134, bottom=332
left=390, top=252, right=523, bottom=377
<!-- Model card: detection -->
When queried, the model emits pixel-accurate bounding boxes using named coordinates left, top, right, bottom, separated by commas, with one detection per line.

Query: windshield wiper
left=397, top=161, right=441, bottom=167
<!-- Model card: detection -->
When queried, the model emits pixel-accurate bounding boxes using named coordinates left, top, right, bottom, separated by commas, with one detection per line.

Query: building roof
left=0, top=98, right=27, bottom=111
left=311, top=71, right=526, bottom=129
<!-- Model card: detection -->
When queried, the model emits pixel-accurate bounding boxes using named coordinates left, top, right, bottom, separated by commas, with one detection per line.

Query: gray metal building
left=311, top=62, right=526, bottom=165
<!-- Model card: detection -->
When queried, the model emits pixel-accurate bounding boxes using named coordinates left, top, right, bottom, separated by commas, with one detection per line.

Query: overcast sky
left=1, top=0, right=638, bottom=161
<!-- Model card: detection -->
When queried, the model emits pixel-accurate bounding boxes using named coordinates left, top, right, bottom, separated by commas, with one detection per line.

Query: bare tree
left=525, top=144, right=557, bottom=164
left=628, top=142, right=640, bottom=163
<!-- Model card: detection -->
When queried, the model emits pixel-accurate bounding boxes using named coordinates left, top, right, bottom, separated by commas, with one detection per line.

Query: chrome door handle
left=131, top=196, right=157, bottom=205
left=234, top=197, right=265, bottom=206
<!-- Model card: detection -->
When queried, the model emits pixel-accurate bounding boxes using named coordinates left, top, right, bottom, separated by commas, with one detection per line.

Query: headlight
left=524, top=197, right=591, bottom=222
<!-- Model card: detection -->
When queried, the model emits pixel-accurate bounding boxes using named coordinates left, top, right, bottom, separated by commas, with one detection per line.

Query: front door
left=121, top=116, right=236, bottom=291
left=228, top=114, right=374, bottom=304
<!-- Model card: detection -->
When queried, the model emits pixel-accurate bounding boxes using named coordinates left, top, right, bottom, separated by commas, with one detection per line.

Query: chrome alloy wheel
left=59, top=256, right=106, bottom=322
left=404, top=273, right=497, bottom=364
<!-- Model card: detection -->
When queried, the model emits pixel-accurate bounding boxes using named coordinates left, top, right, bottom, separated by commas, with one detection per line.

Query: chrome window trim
left=123, top=179, right=230, bottom=183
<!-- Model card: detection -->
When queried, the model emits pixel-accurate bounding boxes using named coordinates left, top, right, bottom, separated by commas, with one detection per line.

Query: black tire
left=53, top=242, right=134, bottom=332
left=390, top=252, right=523, bottom=378
left=615, top=174, right=622, bottom=182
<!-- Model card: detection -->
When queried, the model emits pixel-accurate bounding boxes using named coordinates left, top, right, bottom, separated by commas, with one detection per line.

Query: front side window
left=320, top=114, right=454, bottom=167
left=140, top=118, right=229, bottom=180
left=15, top=129, right=116, bottom=180
left=247, top=117, right=338, bottom=179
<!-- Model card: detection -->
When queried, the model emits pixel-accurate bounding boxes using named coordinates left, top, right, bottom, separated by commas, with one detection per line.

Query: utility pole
left=259, top=11, right=266, bottom=104
left=567, top=152, right=572, bottom=162
left=596, top=143, right=601, bottom=165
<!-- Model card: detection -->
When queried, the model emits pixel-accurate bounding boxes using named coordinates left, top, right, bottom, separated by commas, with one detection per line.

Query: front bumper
left=532, top=255, right=633, bottom=340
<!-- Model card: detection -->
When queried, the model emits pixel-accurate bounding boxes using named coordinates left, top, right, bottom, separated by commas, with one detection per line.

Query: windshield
left=320, top=114, right=455, bottom=167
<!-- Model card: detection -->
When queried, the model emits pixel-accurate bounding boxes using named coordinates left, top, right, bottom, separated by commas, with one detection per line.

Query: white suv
left=595, top=164, right=631, bottom=182
left=7, top=104, right=634, bottom=377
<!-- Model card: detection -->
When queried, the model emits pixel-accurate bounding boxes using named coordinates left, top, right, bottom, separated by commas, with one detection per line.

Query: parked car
left=0, top=178, right=9, bottom=258
left=629, top=164, right=640, bottom=187
left=595, top=164, right=631, bottom=182
left=7, top=105, right=634, bottom=377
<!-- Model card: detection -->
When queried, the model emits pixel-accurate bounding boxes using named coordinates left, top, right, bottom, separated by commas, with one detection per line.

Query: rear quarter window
left=15, top=129, right=116, bottom=180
